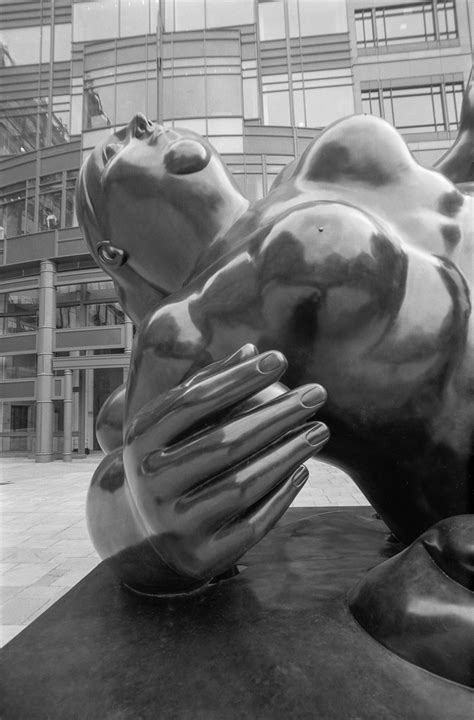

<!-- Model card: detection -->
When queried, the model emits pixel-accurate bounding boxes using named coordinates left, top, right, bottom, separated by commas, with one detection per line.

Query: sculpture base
left=1, top=508, right=470, bottom=720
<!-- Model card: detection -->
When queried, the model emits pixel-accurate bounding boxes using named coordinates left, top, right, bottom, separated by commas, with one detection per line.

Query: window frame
left=354, top=1, right=458, bottom=49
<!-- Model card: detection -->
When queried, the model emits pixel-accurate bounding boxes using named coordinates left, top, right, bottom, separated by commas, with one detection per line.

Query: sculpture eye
left=164, top=139, right=210, bottom=175
left=97, top=242, right=126, bottom=267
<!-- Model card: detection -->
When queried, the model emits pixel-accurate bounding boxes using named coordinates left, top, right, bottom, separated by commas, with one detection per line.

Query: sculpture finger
left=149, top=384, right=327, bottom=496
left=181, top=421, right=329, bottom=531
left=183, top=343, right=258, bottom=386
left=125, top=349, right=288, bottom=451
left=196, top=466, right=311, bottom=579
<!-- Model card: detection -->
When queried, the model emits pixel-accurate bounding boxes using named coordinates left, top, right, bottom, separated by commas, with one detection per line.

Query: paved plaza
left=0, top=454, right=368, bottom=648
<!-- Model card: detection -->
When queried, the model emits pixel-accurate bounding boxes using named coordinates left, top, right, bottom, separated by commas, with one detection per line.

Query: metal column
left=35, top=259, right=56, bottom=462
left=63, top=368, right=72, bottom=462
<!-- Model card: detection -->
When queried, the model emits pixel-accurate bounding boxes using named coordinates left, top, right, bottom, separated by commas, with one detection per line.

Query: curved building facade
left=0, top=0, right=472, bottom=459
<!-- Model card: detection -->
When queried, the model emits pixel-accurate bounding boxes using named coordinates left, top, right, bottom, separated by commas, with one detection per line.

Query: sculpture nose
left=130, top=113, right=157, bottom=139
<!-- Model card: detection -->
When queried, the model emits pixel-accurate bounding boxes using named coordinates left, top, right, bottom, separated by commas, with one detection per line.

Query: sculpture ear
left=97, top=242, right=127, bottom=268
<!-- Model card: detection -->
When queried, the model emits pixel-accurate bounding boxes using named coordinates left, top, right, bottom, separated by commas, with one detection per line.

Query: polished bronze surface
left=77, top=95, right=473, bottom=596
left=349, top=514, right=474, bottom=687
left=434, top=69, right=474, bottom=184
left=1, top=509, right=472, bottom=719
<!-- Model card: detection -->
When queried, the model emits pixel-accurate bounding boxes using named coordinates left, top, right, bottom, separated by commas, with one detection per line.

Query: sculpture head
left=76, top=113, right=248, bottom=322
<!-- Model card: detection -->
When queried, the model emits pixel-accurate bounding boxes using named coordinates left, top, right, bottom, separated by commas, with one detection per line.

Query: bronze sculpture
left=77, top=74, right=473, bottom=688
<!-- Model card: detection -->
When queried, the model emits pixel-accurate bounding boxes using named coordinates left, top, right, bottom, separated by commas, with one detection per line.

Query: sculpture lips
left=164, top=139, right=210, bottom=175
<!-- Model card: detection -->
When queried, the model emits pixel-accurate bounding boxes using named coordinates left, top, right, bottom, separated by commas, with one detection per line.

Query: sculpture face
left=76, top=113, right=248, bottom=311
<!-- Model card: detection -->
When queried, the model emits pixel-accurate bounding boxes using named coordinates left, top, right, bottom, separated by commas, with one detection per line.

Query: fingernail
left=257, top=352, right=282, bottom=374
left=306, top=423, right=330, bottom=446
left=300, top=385, right=326, bottom=408
left=292, top=466, right=309, bottom=488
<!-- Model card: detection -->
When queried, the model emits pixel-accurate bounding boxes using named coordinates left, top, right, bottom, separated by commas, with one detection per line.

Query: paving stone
left=1, top=596, right=50, bottom=624
left=0, top=624, right=25, bottom=647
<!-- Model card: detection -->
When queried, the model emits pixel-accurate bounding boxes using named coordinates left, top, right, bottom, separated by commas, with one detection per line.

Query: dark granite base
left=1, top=508, right=471, bottom=720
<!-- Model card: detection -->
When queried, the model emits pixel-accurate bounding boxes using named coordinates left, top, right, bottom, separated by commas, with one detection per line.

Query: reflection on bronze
left=77, top=86, right=473, bottom=612
left=349, top=514, right=474, bottom=687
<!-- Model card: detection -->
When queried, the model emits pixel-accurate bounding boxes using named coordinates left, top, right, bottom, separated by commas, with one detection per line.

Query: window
left=0, top=183, right=27, bottom=238
left=445, top=81, right=463, bottom=129
left=361, top=89, right=382, bottom=117
left=243, top=78, right=259, bottom=119
left=82, top=47, right=157, bottom=130
left=0, top=26, right=49, bottom=65
left=56, top=284, right=81, bottom=329
left=73, top=0, right=120, bottom=42
left=258, top=0, right=285, bottom=40
left=262, top=74, right=290, bottom=126
left=0, top=401, right=36, bottom=452
left=0, top=354, right=37, bottom=381
left=0, top=290, right=39, bottom=334
left=53, top=24, right=72, bottom=61
left=243, top=61, right=259, bottom=120
left=263, top=91, right=291, bottom=126
left=355, top=2, right=458, bottom=49
left=437, top=0, right=457, bottom=39
left=174, top=0, right=205, bottom=30
left=65, top=171, right=78, bottom=228
left=163, top=59, right=241, bottom=120
left=86, top=303, right=125, bottom=326
left=362, top=82, right=464, bottom=133
left=119, top=0, right=150, bottom=36
left=245, top=174, right=263, bottom=201
left=85, top=282, right=124, bottom=326
left=296, top=85, right=354, bottom=128
left=56, top=282, right=124, bottom=329
left=1, top=171, right=78, bottom=237
left=115, top=80, right=148, bottom=124
left=83, top=75, right=114, bottom=129
left=206, top=0, right=254, bottom=28
left=164, top=76, right=207, bottom=118
left=39, top=174, right=63, bottom=232
left=289, top=0, right=348, bottom=37
left=207, top=75, right=242, bottom=117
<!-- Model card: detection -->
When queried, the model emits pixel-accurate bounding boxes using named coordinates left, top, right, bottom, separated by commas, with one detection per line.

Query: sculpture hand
left=123, top=344, right=329, bottom=590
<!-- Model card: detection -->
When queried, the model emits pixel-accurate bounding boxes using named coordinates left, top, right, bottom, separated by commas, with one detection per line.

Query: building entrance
left=92, top=367, right=123, bottom=450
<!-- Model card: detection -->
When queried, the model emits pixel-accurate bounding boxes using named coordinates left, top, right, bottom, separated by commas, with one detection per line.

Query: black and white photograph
left=0, top=0, right=473, bottom=717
